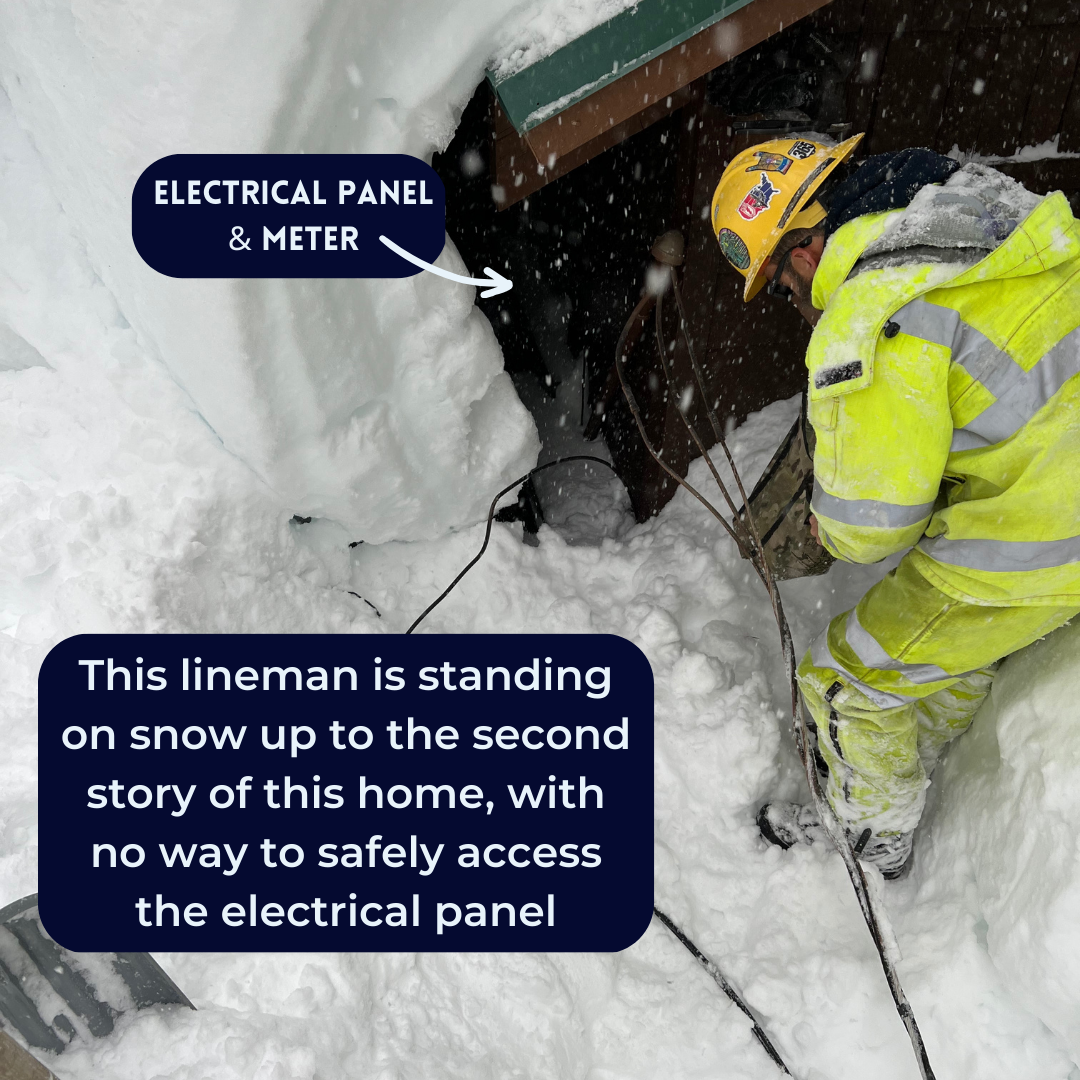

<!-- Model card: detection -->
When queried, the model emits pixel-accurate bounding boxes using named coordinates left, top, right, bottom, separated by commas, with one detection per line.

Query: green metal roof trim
left=489, top=0, right=756, bottom=134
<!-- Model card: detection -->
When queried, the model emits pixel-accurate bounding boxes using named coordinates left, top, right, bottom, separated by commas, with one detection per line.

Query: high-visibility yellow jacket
left=807, top=189, right=1080, bottom=606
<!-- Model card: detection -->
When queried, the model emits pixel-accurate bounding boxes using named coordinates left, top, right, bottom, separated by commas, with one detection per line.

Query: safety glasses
left=766, top=235, right=815, bottom=300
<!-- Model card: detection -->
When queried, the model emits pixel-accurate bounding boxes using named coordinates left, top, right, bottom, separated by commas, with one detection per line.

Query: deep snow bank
left=0, top=0, right=602, bottom=540
left=926, top=617, right=1080, bottom=1061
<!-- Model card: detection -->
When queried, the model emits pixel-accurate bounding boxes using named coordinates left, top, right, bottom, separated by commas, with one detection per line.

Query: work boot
left=757, top=802, right=914, bottom=880
left=857, top=830, right=914, bottom=880
left=757, top=801, right=829, bottom=849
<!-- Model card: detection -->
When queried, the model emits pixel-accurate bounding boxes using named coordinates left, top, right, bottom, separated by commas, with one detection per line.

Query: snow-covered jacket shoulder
left=805, top=167, right=1080, bottom=605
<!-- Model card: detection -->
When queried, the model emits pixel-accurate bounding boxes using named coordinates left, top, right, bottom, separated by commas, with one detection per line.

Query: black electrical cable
left=653, top=907, right=792, bottom=1076
left=405, top=455, right=617, bottom=635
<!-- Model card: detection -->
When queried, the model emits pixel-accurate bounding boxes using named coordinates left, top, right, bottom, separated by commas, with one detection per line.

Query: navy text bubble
left=39, top=635, right=653, bottom=952
left=132, top=155, right=445, bottom=277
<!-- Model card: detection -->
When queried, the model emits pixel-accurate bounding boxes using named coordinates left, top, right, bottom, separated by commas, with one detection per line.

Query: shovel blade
left=0, top=894, right=193, bottom=1054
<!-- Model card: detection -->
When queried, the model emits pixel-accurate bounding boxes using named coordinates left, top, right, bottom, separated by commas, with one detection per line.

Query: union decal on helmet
left=738, top=174, right=780, bottom=221
left=718, top=228, right=751, bottom=270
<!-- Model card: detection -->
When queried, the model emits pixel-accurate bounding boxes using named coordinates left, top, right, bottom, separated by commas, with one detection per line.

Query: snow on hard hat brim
left=741, top=132, right=864, bottom=302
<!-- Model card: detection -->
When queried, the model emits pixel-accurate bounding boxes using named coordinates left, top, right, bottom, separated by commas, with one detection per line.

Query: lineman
left=710, top=134, right=1080, bottom=877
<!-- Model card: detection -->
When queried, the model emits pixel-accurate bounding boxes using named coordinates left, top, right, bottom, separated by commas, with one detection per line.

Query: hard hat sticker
left=717, top=228, right=751, bottom=270
left=737, top=174, right=780, bottom=221
left=746, top=151, right=793, bottom=174
left=131, top=154, right=446, bottom=278
left=789, top=141, right=818, bottom=160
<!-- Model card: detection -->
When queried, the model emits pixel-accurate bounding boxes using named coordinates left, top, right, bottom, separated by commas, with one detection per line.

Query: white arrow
left=379, top=234, right=513, bottom=298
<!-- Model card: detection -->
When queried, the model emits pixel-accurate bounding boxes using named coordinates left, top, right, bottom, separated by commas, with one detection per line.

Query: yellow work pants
left=798, top=557, right=1080, bottom=836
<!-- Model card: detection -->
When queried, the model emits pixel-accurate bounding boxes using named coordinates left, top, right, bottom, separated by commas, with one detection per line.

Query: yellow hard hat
left=710, top=132, right=864, bottom=301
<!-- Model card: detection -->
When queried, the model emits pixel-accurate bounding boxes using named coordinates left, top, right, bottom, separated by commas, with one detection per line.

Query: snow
left=488, top=0, right=641, bottom=82
left=0, top=0, right=541, bottom=543
left=864, top=162, right=1043, bottom=258
left=1, top=3, right=1079, bottom=1079
left=927, top=616, right=1080, bottom=1064
left=948, top=135, right=1080, bottom=164
left=523, top=72, right=616, bottom=130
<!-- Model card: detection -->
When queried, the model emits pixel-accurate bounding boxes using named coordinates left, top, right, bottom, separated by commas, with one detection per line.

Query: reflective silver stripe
left=812, top=480, right=934, bottom=530
left=816, top=522, right=838, bottom=554
left=891, top=298, right=1024, bottom=399
left=950, top=325, right=1080, bottom=451
left=889, top=298, right=960, bottom=349
left=809, top=626, right=915, bottom=709
left=949, top=428, right=992, bottom=452
left=890, top=300, right=1080, bottom=453
left=954, top=325, right=1022, bottom=399
left=845, top=609, right=956, bottom=685
left=919, top=532, right=1080, bottom=572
